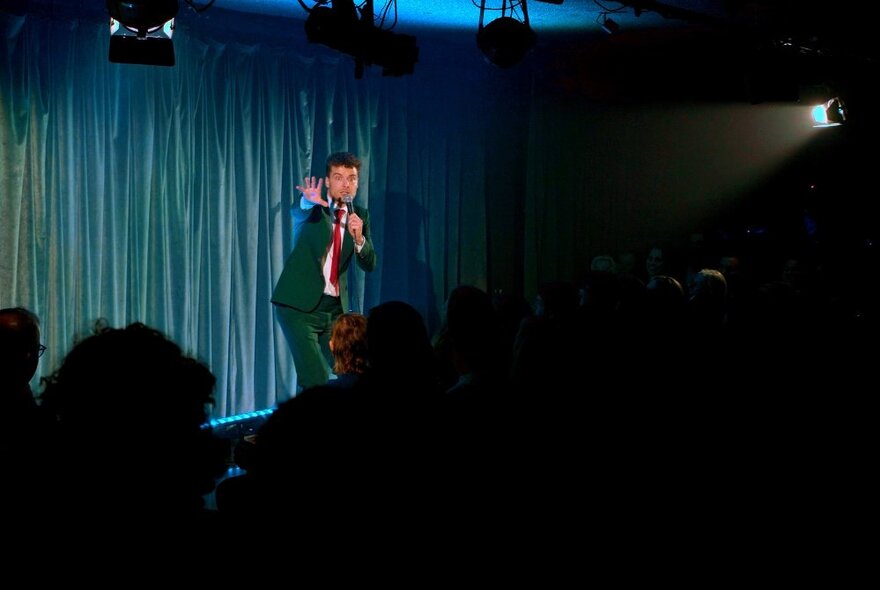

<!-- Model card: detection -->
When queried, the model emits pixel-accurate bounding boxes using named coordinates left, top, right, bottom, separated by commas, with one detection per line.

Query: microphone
left=342, top=195, right=353, bottom=216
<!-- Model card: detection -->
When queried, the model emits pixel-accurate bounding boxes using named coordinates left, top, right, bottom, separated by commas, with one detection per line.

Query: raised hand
left=295, top=176, right=328, bottom=207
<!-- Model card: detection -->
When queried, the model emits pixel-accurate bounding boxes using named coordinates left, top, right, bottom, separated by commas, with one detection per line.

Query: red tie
left=329, top=208, right=344, bottom=288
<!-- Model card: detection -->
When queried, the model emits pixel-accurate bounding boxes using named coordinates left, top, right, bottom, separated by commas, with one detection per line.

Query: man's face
left=325, top=165, right=359, bottom=203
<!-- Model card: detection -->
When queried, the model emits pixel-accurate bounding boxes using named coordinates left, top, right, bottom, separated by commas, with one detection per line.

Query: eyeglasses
left=37, top=344, right=47, bottom=358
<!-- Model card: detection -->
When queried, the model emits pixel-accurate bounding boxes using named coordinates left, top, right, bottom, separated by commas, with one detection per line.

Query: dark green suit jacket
left=272, top=201, right=378, bottom=313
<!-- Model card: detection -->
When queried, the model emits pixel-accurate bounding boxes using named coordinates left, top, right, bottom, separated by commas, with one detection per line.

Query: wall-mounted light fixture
left=812, top=97, right=846, bottom=127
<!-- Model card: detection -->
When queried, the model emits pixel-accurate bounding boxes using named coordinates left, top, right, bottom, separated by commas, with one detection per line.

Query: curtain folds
left=2, top=12, right=803, bottom=415
left=1, top=12, right=503, bottom=415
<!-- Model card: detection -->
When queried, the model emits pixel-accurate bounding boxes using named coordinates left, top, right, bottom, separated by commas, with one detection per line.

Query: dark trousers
left=274, top=295, right=342, bottom=393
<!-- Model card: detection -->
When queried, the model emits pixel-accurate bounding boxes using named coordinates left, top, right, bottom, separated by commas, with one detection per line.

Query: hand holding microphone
left=343, top=197, right=364, bottom=246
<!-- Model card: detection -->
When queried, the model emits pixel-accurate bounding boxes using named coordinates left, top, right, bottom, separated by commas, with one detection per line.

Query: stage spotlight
left=477, top=17, right=537, bottom=68
left=811, top=97, right=846, bottom=127
left=304, top=4, right=362, bottom=60
left=304, top=0, right=418, bottom=78
left=107, top=1, right=178, bottom=66
left=477, top=1, right=537, bottom=68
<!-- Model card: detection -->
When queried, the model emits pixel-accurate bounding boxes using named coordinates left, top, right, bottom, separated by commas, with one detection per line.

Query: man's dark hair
left=40, top=321, right=215, bottom=429
left=39, top=321, right=226, bottom=517
left=0, top=307, right=42, bottom=386
left=326, top=151, right=362, bottom=175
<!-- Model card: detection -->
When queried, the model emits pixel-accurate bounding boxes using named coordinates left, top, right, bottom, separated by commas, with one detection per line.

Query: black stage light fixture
left=107, top=1, right=179, bottom=66
left=305, top=0, right=418, bottom=78
left=477, top=1, right=537, bottom=68
left=304, top=3, right=362, bottom=59
left=359, top=25, right=419, bottom=76
left=601, top=15, right=619, bottom=34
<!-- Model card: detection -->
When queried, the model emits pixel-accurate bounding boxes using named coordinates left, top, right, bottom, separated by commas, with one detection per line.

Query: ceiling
left=198, top=0, right=877, bottom=57
left=182, top=0, right=880, bottom=94
left=8, top=1, right=878, bottom=61
left=7, top=1, right=877, bottom=102
left=205, top=0, right=719, bottom=33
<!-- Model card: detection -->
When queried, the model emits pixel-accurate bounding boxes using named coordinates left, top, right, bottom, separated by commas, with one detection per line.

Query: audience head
left=617, top=251, right=637, bottom=276
left=590, top=255, right=617, bottom=274
left=0, top=307, right=43, bottom=393
left=39, top=321, right=225, bottom=514
left=645, top=275, right=686, bottom=323
left=689, top=268, right=727, bottom=303
left=444, top=284, right=499, bottom=374
left=535, top=281, right=579, bottom=318
left=646, top=246, right=666, bottom=278
left=329, top=312, right=368, bottom=376
left=366, top=301, right=436, bottom=390
left=688, top=268, right=728, bottom=332
left=646, top=274, right=685, bottom=299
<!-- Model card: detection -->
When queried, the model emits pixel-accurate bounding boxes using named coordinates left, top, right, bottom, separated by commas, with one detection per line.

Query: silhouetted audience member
left=491, top=289, right=533, bottom=378
left=718, top=251, right=762, bottom=332
left=511, top=281, right=582, bottom=397
left=38, top=321, right=227, bottom=545
left=687, top=268, right=728, bottom=335
left=642, top=274, right=687, bottom=371
left=644, top=274, right=686, bottom=323
left=684, top=232, right=714, bottom=291
left=441, top=285, right=507, bottom=398
left=230, top=313, right=368, bottom=470
left=646, top=245, right=667, bottom=280
left=361, top=300, right=441, bottom=397
left=1, top=307, right=54, bottom=520
left=615, top=273, right=647, bottom=332
left=590, top=254, right=617, bottom=274
left=580, top=270, right=620, bottom=322
left=439, top=286, right=516, bottom=504
left=1, top=307, right=47, bottom=434
left=218, top=301, right=446, bottom=541
left=616, top=251, right=637, bottom=279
